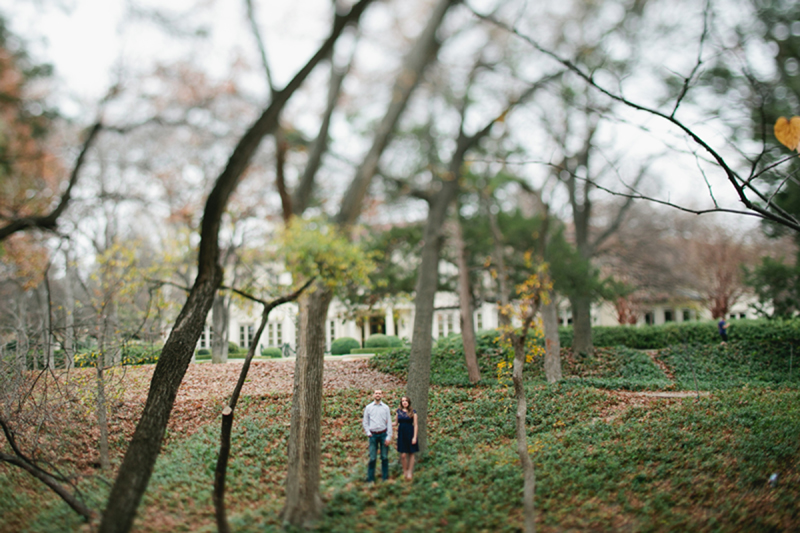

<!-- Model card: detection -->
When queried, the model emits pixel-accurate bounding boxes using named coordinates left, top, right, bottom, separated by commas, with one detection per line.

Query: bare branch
left=0, top=122, right=102, bottom=241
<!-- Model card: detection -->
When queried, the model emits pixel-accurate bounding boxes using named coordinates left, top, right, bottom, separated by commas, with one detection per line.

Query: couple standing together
left=362, top=389, right=419, bottom=482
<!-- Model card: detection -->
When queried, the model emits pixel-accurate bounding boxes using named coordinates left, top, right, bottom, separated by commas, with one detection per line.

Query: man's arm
left=362, top=406, right=371, bottom=436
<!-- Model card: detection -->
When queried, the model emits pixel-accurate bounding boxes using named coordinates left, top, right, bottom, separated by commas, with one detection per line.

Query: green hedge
left=364, top=334, right=404, bottom=348
left=560, top=319, right=800, bottom=350
left=261, top=347, right=283, bottom=358
left=349, top=347, right=393, bottom=354
left=330, top=337, right=361, bottom=355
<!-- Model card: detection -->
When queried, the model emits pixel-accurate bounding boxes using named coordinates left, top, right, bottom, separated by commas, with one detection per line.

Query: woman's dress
left=396, top=409, right=419, bottom=454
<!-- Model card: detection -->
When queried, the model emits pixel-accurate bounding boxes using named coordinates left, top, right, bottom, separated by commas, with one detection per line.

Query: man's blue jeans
left=367, top=433, right=389, bottom=481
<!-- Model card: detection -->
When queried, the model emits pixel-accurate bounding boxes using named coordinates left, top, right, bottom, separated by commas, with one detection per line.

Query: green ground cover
left=2, top=328, right=799, bottom=532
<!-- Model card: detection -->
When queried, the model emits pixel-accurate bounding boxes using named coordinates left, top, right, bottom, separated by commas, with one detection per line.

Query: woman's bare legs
left=400, top=453, right=409, bottom=478
left=407, top=454, right=415, bottom=480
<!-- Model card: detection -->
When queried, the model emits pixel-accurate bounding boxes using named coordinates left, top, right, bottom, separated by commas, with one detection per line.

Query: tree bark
left=569, top=294, right=593, bottom=357
left=211, top=291, right=230, bottom=364
left=485, top=191, right=512, bottom=326
left=452, top=216, right=480, bottom=383
left=512, top=333, right=536, bottom=533
left=541, top=295, right=562, bottom=383
left=97, top=4, right=371, bottom=529
left=95, top=365, right=111, bottom=470
left=281, top=285, right=333, bottom=528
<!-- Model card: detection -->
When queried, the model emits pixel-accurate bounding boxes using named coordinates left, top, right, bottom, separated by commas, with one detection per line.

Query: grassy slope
left=2, top=337, right=799, bottom=532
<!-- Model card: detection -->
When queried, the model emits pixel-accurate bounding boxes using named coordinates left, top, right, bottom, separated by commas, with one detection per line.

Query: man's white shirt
left=362, top=401, right=392, bottom=440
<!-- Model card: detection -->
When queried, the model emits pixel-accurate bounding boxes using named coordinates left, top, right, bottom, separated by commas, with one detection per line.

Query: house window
left=446, top=313, right=454, bottom=335
left=476, top=312, right=483, bottom=331
left=239, top=324, right=254, bottom=348
left=199, top=325, right=209, bottom=349
left=683, top=309, right=691, bottom=321
left=664, top=309, right=673, bottom=322
left=437, top=314, right=445, bottom=338
left=329, top=320, right=336, bottom=342
left=267, top=323, right=283, bottom=347
left=645, top=312, right=654, bottom=325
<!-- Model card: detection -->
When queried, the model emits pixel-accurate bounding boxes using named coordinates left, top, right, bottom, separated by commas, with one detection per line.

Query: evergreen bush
left=330, top=337, right=361, bottom=355
left=261, top=347, right=283, bottom=358
left=364, top=334, right=403, bottom=348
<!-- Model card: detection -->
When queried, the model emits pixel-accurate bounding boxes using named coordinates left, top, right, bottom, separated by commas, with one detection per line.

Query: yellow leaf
left=774, top=116, right=800, bottom=151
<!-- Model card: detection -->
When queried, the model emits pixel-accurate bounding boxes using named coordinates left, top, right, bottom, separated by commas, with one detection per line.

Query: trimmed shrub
left=364, top=334, right=403, bottom=348
left=330, top=337, right=361, bottom=355
left=228, top=341, right=241, bottom=354
left=560, top=319, right=800, bottom=350
left=196, top=348, right=210, bottom=356
left=261, top=347, right=283, bottom=358
left=350, top=347, right=393, bottom=354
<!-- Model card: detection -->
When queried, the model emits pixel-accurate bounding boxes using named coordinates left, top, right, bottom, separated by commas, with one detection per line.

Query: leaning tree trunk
left=281, top=285, right=333, bottom=528
left=569, top=294, right=593, bottom=357
left=511, top=334, right=537, bottom=533
left=96, top=3, right=371, bottom=526
left=541, top=295, right=562, bottom=383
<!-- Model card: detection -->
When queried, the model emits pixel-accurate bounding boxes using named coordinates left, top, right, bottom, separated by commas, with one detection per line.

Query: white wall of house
left=195, top=291, right=762, bottom=355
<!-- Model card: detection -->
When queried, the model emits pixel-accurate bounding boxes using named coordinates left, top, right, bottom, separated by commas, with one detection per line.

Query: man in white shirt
left=362, top=389, right=392, bottom=482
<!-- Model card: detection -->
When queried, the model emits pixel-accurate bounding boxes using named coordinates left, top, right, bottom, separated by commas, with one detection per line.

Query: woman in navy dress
left=396, top=396, right=419, bottom=480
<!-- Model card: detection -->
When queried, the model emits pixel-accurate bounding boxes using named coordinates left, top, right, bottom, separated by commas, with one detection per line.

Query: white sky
left=0, top=0, right=767, bottom=230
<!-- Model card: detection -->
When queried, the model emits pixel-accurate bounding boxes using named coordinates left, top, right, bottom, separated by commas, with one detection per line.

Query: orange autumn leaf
left=774, top=116, right=800, bottom=151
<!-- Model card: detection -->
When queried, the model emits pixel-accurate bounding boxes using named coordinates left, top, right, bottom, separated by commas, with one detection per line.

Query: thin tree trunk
left=39, top=280, right=55, bottom=370
left=95, top=365, right=111, bottom=470
left=452, top=217, right=480, bottom=383
left=541, top=295, right=562, bottom=383
left=485, top=191, right=511, bottom=326
left=211, top=292, right=229, bottom=364
left=511, top=334, right=536, bottom=533
left=281, top=285, right=333, bottom=528
left=64, top=250, right=76, bottom=369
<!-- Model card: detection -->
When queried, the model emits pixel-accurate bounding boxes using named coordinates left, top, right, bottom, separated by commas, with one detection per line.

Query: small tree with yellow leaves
left=498, top=253, right=552, bottom=533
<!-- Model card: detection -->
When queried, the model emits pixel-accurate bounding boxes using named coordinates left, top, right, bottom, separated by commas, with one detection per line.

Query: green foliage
left=5, top=372, right=800, bottom=531
left=349, top=347, right=393, bottom=354
left=743, top=256, right=800, bottom=318
left=196, top=348, right=210, bottom=356
left=280, top=217, right=377, bottom=295
left=121, top=343, right=161, bottom=365
left=228, top=341, right=241, bottom=354
left=260, top=347, right=283, bottom=358
left=330, top=337, right=360, bottom=355
left=657, top=340, right=800, bottom=389
left=560, top=318, right=800, bottom=349
left=363, top=334, right=403, bottom=348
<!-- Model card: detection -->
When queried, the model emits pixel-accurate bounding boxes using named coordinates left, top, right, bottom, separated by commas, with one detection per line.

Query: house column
left=385, top=307, right=395, bottom=336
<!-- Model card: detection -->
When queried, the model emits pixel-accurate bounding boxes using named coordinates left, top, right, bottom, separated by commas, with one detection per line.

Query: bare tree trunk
left=541, top=295, right=562, bottom=383
left=281, top=285, right=333, bottom=528
left=451, top=217, right=480, bottom=383
left=39, top=280, right=55, bottom=370
left=570, top=294, right=593, bottom=357
left=63, top=249, right=76, bottom=369
left=211, top=292, right=230, bottom=364
left=485, top=191, right=511, bottom=326
left=214, top=280, right=312, bottom=533
left=95, top=365, right=111, bottom=470
left=511, top=335, right=536, bottom=533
